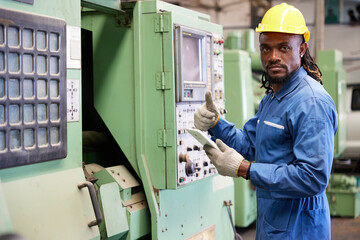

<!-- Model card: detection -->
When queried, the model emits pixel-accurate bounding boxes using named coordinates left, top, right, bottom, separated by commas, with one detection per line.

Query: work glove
left=194, top=91, right=220, bottom=131
left=204, top=139, right=244, bottom=178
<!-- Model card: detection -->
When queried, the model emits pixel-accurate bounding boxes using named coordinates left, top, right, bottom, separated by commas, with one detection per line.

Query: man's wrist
left=237, top=160, right=251, bottom=179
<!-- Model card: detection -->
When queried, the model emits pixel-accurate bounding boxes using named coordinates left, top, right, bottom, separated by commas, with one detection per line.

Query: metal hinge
left=156, top=71, right=171, bottom=90
left=155, top=13, right=170, bottom=33
left=157, top=129, right=173, bottom=147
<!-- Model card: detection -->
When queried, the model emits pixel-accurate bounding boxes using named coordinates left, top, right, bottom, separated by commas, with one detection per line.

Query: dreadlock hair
left=301, top=47, right=323, bottom=85
left=261, top=72, right=271, bottom=94
left=260, top=35, right=323, bottom=94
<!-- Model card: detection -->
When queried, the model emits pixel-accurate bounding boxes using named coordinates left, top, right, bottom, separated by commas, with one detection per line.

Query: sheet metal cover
left=100, top=182, right=129, bottom=238
left=106, top=165, right=140, bottom=189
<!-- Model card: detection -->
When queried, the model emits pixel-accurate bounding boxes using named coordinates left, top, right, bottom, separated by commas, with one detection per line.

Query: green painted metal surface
left=100, top=183, right=129, bottom=239
left=327, top=174, right=360, bottom=218
left=125, top=202, right=151, bottom=240
left=2, top=168, right=100, bottom=239
left=82, top=1, right=235, bottom=239
left=317, top=50, right=347, bottom=158
left=233, top=178, right=257, bottom=227
left=81, top=0, right=223, bottom=189
left=89, top=163, right=151, bottom=240
left=224, top=50, right=254, bottom=125
left=0, top=180, right=12, bottom=234
left=243, top=29, right=256, bottom=53
left=81, top=0, right=124, bottom=14
left=156, top=176, right=235, bottom=240
left=0, top=3, right=83, bottom=184
left=0, top=0, right=81, bottom=27
left=249, top=52, right=263, bottom=72
left=242, top=29, right=262, bottom=71
left=0, top=1, right=100, bottom=239
left=81, top=11, right=140, bottom=178
left=224, top=31, right=243, bottom=50
left=224, top=49, right=257, bottom=228
left=327, top=189, right=360, bottom=218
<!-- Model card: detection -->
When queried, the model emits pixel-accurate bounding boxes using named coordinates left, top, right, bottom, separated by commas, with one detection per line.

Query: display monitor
left=182, top=34, right=201, bottom=82
left=175, top=26, right=212, bottom=102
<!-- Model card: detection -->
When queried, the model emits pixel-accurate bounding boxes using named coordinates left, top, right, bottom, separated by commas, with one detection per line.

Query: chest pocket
left=260, top=116, right=286, bottom=146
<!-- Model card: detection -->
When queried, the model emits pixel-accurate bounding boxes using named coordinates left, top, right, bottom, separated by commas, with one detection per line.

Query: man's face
left=259, top=32, right=307, bottom=84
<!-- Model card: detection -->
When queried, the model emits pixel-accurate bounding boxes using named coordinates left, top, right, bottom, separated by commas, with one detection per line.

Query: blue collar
left=272, top=67, right=307, bottom=101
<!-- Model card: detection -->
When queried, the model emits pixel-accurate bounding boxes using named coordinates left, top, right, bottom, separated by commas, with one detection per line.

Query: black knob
left=185, top=161, right=196, bottom=176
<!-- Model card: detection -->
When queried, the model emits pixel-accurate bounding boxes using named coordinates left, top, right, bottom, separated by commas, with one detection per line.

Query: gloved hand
left=194, top=91, right=220, bottom=131
left=204, top=139, right=244, bottom=178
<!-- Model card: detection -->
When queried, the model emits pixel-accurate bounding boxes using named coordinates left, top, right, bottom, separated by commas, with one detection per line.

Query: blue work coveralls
left=209, top=67, right=338, bottom=239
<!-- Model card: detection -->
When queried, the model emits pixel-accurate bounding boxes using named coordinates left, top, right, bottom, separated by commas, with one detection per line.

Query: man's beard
left=265, top=67, right=298, bottom=85
left=266, top=72, right=290, bottom=85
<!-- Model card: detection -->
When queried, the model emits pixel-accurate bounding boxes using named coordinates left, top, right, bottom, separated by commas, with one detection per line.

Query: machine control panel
left=176, top=103, right=217, bottom=185
left=176, top=31, right=225, bottom=186
left=212, top=33, right=225, bottom=114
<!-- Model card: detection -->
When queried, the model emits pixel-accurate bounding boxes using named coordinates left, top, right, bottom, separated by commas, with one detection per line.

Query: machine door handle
left=78, top=181, right=102, bottom=227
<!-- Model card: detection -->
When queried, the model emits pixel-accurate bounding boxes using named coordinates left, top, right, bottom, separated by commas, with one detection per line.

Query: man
left=194, top=3, right=337, bottom=239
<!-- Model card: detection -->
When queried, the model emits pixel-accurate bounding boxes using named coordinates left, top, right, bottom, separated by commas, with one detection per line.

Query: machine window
left=0, top=8, right=67, bottom=169
left=351, top=88, right=360, bottom=111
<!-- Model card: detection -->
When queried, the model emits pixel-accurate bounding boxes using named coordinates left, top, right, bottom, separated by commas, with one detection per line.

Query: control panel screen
left=182, top=34, right=201, bottom=82
left=174, top=26, right=208, bottom=102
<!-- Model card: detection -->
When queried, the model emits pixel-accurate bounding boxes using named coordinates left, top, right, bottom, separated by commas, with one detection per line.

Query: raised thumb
left=216, top=139, right=228, bottom=152
left=205, top=91, right=216, bottom=110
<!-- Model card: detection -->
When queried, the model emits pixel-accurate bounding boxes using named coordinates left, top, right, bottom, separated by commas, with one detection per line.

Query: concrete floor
left=235, top=216, right=360, bottom=239
left=236, top=222, right=256, bottom=240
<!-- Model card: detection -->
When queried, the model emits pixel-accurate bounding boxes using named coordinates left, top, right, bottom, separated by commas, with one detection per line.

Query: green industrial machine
left=242, top=29, right=265, bottom=112
left=81, top=1, right=235, bottom=239
left=223, top=29, right=265, bottom=228
left=224, top=31, right=257, bottom=228
left=318, top=50, right=347, bottom=159
left=0, top=0, right=236, bottom=239
left=326, top=174, right=360, bottom=218
left=0, top=0, right=101, bottom=239
left=318, top=50, right=353, bottom=218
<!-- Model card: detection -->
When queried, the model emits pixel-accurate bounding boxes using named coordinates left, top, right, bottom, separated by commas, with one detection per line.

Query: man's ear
left=300, top=41, right=307, bottom=57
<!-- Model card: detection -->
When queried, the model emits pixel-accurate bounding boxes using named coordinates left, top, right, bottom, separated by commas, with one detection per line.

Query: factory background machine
left=0, top=0, right=237, bottom=239
left=318, top=50, right=360, bottom=219
left=223, top=29, right=259, bottom=228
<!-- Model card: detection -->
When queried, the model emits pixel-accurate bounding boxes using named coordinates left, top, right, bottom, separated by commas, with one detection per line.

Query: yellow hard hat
left=255, top=3, right=310, bottom=42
